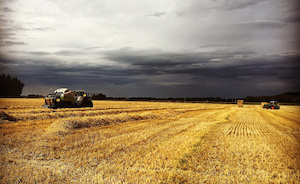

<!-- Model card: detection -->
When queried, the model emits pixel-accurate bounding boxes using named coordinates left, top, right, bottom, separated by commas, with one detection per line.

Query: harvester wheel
left=86, top=100, right=93, bottom=107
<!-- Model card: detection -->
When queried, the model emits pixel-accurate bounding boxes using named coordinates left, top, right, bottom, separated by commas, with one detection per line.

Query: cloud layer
left=0, top=0, right=299, bottom=97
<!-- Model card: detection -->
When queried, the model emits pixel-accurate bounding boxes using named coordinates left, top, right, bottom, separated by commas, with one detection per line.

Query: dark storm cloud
left=188, top=0, right=265, bottom=12
left=0, top=5, right=54, bottom=47
left=0, top=55, right=146, bottom=87
left=1, top=47, right=299, bottom=97
left=1, top=7, right=14, bottom=12
left=146, top=12, right=166, bottom=18
left=25, top=51, right=51, bottom=56
left=13, top=50, right=81, bottom=57
left=103, top=49, right=204, bottom=66
left=220, top=0, right=265, bottom=10
left=83, top=46, right=111, bottom=50
left=0, top=40, right=26, bottom=47
left=54, top=50, right=83, bottom=56
left=101, top=48, right=300, bottom=82
left=98, top=48, right=300, bottom=87
left=30, top=27, right=56, bottom=32
left=237, top=20, right=286, bottom=30
left=1, top=0, right=300, bottom=97
left=281, top=0, right=300, bottom=23
left=103, top=48, right=249, bottom=67
left=0, top=6, right=19, bottom=47
left=0, top=26, right=21, bottom=47
left=284, top=15, right=300, bottom=23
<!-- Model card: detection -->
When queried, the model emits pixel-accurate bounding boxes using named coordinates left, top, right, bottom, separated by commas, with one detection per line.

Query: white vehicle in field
left=43, top=88, right=93, bottom=109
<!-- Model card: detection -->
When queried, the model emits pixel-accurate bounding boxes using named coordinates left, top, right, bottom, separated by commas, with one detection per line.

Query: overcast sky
left=0, top=0, right=299, bottom=98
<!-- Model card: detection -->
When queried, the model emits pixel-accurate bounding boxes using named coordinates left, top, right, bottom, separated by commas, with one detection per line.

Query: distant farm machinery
left=262, top=101, right=280, bottom=109
left=43, top=88, right=93, bottom=109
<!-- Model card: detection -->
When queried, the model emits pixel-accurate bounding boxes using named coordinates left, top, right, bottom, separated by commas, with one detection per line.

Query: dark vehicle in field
left=43, top=88, right=93, bottom=109
left=263, top=100, right=280, bottom=109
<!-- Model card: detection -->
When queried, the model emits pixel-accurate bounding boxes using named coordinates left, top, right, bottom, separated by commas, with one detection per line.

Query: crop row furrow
left=222, top=109, right=266, bottom=138
left=12, top=108, right=175, bottom=121
left=9, top=106, right=212, bottom=121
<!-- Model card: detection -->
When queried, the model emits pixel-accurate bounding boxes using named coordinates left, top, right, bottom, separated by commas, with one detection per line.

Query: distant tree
left=27, top=94, right=44, bottom=98
left=91, top=93, right=106, bottom=100
left=0, top=74, right=25, bottom=97
left=245, top=92, right=300, bottom=103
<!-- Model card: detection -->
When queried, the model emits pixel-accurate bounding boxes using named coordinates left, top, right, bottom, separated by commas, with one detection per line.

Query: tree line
left=93, top=93, right=300, bottom=103
left=0, top=74, right=25, bottom=97
left=245, top=92, right=300, bottom=103
left=1, top=73, right=299, bottom=103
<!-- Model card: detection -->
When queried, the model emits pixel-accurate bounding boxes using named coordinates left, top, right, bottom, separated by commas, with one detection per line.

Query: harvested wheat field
left=0, top=98, right=299, bottom=183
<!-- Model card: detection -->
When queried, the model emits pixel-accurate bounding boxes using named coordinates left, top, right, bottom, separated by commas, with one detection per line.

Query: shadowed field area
left=0, top=99, right=299, bottom=183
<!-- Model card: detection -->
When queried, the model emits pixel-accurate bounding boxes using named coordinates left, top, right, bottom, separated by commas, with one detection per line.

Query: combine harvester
left=43, top=88, right=93, bottom=109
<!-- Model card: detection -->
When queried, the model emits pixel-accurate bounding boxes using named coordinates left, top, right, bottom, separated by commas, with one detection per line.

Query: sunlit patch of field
left=0, top=98, right=299, bottom=183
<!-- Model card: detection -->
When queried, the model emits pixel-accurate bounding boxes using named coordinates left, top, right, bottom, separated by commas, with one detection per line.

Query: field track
left=0, top=99, right=299, bottom=183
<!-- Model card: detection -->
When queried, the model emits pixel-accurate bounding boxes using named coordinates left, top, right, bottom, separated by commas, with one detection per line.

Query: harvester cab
left=43, top=88, right=93, bottom=109
left=73, top=90, right=93, bottom=107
